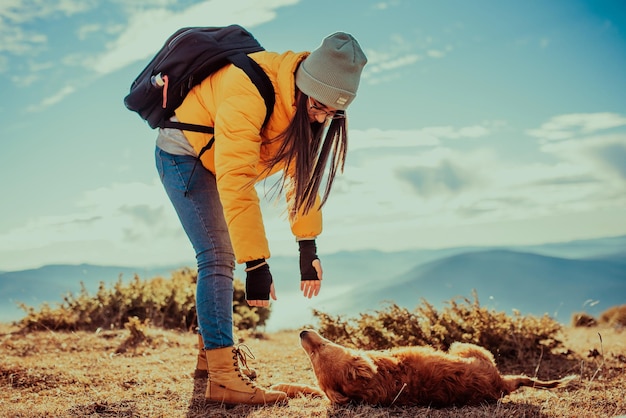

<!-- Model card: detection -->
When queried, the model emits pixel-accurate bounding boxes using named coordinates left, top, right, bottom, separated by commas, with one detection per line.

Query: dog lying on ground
left=272, top=329, right=576, bottom=407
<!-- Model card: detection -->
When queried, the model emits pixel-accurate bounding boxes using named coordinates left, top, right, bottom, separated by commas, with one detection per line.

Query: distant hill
left=0, top=251, right=428, bottom=324
left=1, top=235, right=624, bottom=327
left=509, top=235, right=626, bottom=260
left=0, top=264, right=187, bottom=322
left=324, top=249, right=626, bottom=324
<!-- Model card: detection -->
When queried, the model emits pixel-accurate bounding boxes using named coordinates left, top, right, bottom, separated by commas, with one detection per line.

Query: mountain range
left=323, top=248, right=626, bottom=324
left=0, top=235, right=624, bottom=329
left=0, top=264, right=188, bottom=323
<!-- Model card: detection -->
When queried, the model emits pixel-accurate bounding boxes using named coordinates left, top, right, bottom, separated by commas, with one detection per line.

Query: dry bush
left=570, top=305, right=626, bottom=328
left=571, top=312, right=598, bottom=327
left=115, top=316, right=151, bottom=354
left=599, top=304, right=626, bottom=327
left=313, top=291, right=565, bottom=364
left=17, top=268, right=271, bottom=332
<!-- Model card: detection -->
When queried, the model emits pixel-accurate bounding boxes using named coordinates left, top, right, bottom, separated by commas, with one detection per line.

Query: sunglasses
left=308, top=97, right=346, bottom=120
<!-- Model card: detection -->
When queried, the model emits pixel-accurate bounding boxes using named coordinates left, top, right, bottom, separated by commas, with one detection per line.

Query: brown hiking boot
left=204, top=345, right=286, bottom=405
left=195, top=331, right=209, bottom=378
left=194, top=330, right=256, bottom=380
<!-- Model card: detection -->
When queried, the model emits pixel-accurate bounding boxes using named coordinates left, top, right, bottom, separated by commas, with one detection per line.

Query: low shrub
left=313, top=291, right=564, bottom=362
left=571, top=312, right=598, bottom=327
left=17, top=268, right=270, bottom=332
left=599, top=304, right=626, bottom=327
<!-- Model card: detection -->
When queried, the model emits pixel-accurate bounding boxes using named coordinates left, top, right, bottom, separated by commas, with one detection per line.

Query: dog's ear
left=347, top=355, right=376, bottom=380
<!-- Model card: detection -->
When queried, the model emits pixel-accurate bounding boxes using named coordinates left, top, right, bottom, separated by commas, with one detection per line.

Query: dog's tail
left=503, top=374, right=578, bottom=392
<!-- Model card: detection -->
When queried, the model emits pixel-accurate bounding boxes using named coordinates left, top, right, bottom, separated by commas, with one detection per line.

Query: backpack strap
left=183, top=135, right=215, bottom=197
left=227, top=53, right=275, bottom=127
left=160, top=120, right=215, bottom=134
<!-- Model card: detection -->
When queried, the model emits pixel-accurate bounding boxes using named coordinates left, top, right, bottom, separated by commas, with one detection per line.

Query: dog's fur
left=272, top=329, right=576, bottom=407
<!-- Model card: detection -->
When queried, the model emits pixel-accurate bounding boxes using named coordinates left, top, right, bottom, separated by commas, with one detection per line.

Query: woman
left=155, top=31, right=367, bottom=405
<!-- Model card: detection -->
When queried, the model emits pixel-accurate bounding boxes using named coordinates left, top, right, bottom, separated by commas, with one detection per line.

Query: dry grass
left=1, top=323, right=625, bottom=418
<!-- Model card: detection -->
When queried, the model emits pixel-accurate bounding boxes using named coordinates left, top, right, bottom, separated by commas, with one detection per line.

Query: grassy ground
left=0, top=323, right=624, bottom=418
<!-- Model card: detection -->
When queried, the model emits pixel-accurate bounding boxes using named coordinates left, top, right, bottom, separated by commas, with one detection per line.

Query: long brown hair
left=262, top=92, right=348, bottom=215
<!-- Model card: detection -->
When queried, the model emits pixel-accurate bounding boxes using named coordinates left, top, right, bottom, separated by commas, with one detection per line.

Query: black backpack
left=123, top=24, right=275, bottom=140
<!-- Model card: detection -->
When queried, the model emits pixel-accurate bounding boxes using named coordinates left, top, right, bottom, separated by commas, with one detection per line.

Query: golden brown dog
left=272, top=329, right=576, bottom=407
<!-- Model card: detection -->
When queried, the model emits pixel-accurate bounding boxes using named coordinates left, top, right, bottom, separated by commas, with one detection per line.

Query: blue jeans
left=155, top=147, right=235, bottom=349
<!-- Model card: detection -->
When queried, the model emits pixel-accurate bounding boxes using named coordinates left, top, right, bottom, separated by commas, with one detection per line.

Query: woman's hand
left=299, top=240, right=323, bottom=298
left=301, top=258, right=323, bottom=298
left=247, top=282, right=277, bottom=307
left=245, top=259, right=277, bottom=307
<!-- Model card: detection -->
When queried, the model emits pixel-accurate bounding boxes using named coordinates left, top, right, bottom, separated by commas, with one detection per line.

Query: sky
left=1, top=0, right=625, bottom=272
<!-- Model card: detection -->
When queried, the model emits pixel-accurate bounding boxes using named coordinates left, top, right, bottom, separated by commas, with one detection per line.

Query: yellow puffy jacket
left=175, top=50, right=322, bottom=264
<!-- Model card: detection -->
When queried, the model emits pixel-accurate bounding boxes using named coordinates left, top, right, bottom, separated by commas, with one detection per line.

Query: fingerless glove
left=298, top=240, right=319, bottom=281
left=245, top=258, right=273, bottom=300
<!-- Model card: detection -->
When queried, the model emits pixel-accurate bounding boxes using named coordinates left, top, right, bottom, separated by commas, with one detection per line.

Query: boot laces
left=233, top=345, right=256, bottom=386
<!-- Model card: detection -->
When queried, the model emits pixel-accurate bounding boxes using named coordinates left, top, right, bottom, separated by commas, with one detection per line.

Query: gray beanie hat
left=295, top=32, right=367, bottom=110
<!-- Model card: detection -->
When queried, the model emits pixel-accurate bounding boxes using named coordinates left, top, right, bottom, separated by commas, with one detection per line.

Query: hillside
left=0, top=263, right=188, bottom=322
left=509, top=235, right=626, bottom=259
left=0, top=249, right=450, bottom=325
left=1, top=235, right=624, bottom=329
left=325, top=249, right=626, bottom=323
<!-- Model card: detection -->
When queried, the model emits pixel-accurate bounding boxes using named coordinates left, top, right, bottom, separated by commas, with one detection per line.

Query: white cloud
left=427, top=49, right=445, bottom=58
left=88, top=0, right=299, bottom=75
left=11, top=72, right=38, bottom=87
left=26, top=85, right=75, bottom=111
left=0, top=0, right=95, bottom=56
left=540, top=133, right=626, bottom=183
left=10, top=60, right=54, bottom=86
left=76, top=23, right=101, bottom=41
left=323, top=117, right=626, bottom=247
left=0, top=26, right=47, bottom=55
left=367, top=54, right=420, bottom=74
left=349, top=123, right=492, bottom=151
left=363, top=31, right=452, bottom=84
left=364, top=37, right=420, bottom=75
left=227, top=124, right=626, bottom=255
left=0, top=0, right=94, bottom=23
left=421, top=125, right=491, bottom=139
left=527, top=112, right=626, bottom=141
left=2, top=116, right=625, bottom=270
left=348, top=128, right=440, bottom=151
left=0, top=182, right=161, bottom=250
left=0, top=181, right=192, bottom=268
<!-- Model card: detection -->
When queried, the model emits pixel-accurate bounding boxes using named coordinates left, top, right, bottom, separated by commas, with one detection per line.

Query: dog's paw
left=271, top=383, right=325, bottom=398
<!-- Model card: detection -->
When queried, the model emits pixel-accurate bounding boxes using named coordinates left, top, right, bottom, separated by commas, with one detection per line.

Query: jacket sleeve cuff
left=295, top=236, right=317, bottom=242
